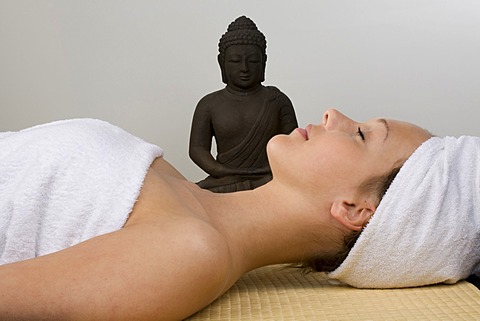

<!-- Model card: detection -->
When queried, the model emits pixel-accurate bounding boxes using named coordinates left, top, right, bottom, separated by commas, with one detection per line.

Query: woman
left=0, top=109, right=431, bottom=320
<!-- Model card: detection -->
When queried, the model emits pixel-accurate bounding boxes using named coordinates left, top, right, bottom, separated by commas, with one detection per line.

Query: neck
left=190, top=180, right=343, bottom=274
left=225, top=84, right=263, bottom=96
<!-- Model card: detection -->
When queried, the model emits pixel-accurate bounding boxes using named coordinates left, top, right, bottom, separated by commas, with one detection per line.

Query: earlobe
left=331, top=200, right=375, bottom=231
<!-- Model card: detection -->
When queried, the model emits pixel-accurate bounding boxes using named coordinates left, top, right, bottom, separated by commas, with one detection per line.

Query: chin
left=266, top=134, right=295, bottom=171
left=266, top=135, right=283, bottom=155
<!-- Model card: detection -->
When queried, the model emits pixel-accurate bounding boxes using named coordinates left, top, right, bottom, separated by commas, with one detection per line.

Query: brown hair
left=296, top=166, right=402, bottom=272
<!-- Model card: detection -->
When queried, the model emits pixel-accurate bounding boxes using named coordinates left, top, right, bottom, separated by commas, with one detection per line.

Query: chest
left=209, top=97, right=282, bottom=141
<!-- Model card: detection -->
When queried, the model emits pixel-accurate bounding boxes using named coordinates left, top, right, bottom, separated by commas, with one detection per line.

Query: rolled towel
left=0, top=119, right=163, bottom=265
left=328, top=136, right=480, bottom=288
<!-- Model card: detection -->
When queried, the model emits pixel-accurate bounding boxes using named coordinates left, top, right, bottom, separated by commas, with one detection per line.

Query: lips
left=296, top=127, right=308, bottom=140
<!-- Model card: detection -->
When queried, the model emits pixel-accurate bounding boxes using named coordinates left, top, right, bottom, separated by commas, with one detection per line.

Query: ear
left=330, top=199, right=376, bottom=231
left=218, top=54, right=228, bottom=84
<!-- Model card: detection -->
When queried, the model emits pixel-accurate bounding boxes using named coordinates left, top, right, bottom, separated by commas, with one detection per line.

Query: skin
left=0, top=109, right=431, bottom=320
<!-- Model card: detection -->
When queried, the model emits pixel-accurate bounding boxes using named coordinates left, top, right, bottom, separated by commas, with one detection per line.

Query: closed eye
left=357, top=127, right=365, bottom=141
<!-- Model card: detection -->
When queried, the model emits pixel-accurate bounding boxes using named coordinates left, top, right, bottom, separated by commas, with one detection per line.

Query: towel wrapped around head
left=328, top=136, right=480, bottom=288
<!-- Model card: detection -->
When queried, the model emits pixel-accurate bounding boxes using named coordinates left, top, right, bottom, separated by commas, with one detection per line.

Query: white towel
left=328, top=136, right=480, bottom=288
left=0, top=119, right=163, bottom=265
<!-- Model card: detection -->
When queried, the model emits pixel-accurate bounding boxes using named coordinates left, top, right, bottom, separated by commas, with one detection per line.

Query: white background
left=1, top=0, right=479, bottom=181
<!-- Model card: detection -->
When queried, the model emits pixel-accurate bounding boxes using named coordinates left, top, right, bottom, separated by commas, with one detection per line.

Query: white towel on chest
left=0, top=119, right=163, bottom=265
left=328, top=136, right=480, bottom=288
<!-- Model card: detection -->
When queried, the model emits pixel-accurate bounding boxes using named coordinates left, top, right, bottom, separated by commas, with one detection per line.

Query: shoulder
left=264, top=85, right=286, bottom=96
left=0, top=216, right=233, bottom=321
left=264, top=86, right=291, bottom=100
left=263, top=86, right=294, bottom=107
left=193, top=89, right=230, bottom=119
left=196, top=89, right=226, bottom=106
left=129, top=217, right=234, bottom=318
left=167, top=218, right=233, bottom=273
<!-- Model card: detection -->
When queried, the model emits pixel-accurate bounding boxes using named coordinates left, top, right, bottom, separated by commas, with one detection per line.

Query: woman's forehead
left=376, top=119, right=431, bottom=166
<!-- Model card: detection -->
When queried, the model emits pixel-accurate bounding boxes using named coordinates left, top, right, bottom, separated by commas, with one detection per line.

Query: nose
left=240, top=59, right=248, bottom=72
left=322, top=108, right=356, bottom=131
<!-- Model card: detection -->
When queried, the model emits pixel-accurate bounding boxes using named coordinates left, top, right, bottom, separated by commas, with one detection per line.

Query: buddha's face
left=223, top=44, right=265, bottom=91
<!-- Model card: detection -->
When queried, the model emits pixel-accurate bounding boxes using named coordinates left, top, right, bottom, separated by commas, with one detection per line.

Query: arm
left=189, top=99, right=248, bottom=177
left=239, top=92, right=297, bottom=176
left=0, top=222, right=232, bottom=321
left=278, top=93, right=298, bottom=134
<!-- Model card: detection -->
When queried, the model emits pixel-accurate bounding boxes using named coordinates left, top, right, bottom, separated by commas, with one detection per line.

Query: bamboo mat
left=187, top=265, right=480, bottom=320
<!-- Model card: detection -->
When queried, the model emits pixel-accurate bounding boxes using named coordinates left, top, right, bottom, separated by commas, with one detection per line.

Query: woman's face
left=267, top=109, right=432, bottom=194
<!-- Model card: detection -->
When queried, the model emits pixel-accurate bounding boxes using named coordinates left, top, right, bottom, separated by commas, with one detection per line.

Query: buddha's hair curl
left=218, top=16, right=267, bottom=56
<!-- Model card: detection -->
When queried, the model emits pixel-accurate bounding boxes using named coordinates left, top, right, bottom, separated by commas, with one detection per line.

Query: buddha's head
left=218, top=16, right=267, bottom=89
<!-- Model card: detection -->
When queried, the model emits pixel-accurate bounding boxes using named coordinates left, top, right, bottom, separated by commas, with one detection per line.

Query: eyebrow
left=378, top=118, right=389, bottom=141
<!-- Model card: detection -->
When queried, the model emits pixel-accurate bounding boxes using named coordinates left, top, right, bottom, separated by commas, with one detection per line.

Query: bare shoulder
left=123, top=217, right=236, bottom=318
left=0, top=216, right=234, bottom=321
left=128, top=218, right=237, bottom=318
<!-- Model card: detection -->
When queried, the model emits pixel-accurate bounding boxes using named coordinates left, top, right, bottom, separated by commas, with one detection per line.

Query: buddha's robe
left=197, top=86, right=297, bottom=192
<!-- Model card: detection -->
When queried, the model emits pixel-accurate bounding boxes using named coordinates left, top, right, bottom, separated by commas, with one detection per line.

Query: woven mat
left=186, top=265, right=480, bottom=320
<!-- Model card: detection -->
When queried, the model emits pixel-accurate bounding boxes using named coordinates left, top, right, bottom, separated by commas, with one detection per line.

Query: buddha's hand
left=242, top=166, right=271, bottom=175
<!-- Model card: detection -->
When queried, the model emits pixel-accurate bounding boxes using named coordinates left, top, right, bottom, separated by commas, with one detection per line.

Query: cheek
left=307, top=144, right=366, bottom=185
left=225, top=65, right=239, bottom=78
left=309, top=153, right=345, bottom=182
left=225, top=68, right=236, bottom=80
left=268, top=135, right=379, bottom=193
left=250, top=64, right=263, bottom=76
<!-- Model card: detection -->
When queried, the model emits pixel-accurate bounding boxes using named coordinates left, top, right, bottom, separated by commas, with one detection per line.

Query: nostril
left=323, top=112, right=329, bottom=126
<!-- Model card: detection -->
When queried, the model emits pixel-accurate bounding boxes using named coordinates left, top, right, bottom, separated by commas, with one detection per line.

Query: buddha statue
left=189, top=16, right=298, bottom=193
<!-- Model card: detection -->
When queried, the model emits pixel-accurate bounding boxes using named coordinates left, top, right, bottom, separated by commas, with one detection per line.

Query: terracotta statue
left=189, top=16, right=298, bottom=193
